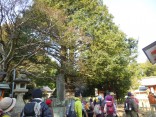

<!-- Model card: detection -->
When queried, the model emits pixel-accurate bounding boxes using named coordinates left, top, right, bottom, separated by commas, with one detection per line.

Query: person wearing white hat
left=0, top=97, right=16, bottom=117
left=110, top=92, right=115, bottom=96
left=110, top=92, right=116, bottom=104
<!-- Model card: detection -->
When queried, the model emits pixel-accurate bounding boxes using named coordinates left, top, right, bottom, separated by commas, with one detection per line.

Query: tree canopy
left=0, top=0, right=139, bottom=98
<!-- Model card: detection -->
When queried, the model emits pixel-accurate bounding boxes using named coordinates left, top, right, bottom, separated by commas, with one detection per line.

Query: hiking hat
left=127, top=92, right=132, bottom=96
left=0, top=97, right=16, bottom=113
left=106, top=95, right=112, bottom=101
left=32, top=88, right=42, bottom=98
left=110, top=92, right=115, bottom=96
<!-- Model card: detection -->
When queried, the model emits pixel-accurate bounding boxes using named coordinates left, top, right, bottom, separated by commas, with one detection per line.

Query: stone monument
left=13, top=73, right=30, bottom=116
left=53, top=74, right=66, bottom=117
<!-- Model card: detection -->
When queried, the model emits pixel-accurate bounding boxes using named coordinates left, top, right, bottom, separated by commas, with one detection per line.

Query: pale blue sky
left=103, top=0, right=156, bottom=63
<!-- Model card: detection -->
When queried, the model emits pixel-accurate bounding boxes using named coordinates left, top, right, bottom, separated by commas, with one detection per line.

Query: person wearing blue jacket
left=20, top=88, right=52, bottom=117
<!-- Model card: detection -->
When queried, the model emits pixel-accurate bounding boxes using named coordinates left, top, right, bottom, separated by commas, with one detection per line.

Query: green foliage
left=19, top=55, right=58, bottom=89
left=0, top=0, right=139, bottom=97
left=139, top=61, right=156, bottom=77
left=0, top=0, right=61, bottom=88
left=40, top=0, right=139, bottom=98
left=62, top=0, right=139, bottom=98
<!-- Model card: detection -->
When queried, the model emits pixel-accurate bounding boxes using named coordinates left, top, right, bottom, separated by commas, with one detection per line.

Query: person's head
left=106, top=91, right=110, bottom=95
left=110, top=92, right=115, bottom=96
left=0, top=97, right=16, bottom=113
left=75, top=90, right=82, bottom=99
left=46, top=99, right=52, bottom=107
left=90, top=98, right=93, bottom=102
left=32, top=88, right=42, bottom=99
left=98, top=95, right=103, bottom=101
left=127, top=92, right=132, bottom=97
left=105, top=95, right=112, bottom=101
left=131, top=93, right=135, bottom=97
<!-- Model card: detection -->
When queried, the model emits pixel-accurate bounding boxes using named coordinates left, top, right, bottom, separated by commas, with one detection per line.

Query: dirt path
left=117, top=104, right=154, bottom=117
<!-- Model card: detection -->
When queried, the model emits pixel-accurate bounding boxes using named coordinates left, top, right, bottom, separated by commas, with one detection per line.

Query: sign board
left=142, top=41, right=156, bottom=64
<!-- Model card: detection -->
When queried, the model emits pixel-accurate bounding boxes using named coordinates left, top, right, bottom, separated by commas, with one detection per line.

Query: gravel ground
left=117, top=104, right=155, bottom=117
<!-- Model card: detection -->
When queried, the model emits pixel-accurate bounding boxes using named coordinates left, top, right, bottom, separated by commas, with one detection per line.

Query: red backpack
left=106, top=101, right=114, bottom=115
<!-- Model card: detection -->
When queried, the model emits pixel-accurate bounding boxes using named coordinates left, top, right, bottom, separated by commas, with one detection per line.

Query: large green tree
left=38, top=0, right=139, bottom=98
left=63, top=1, right=138, bottom=98
left=0, top=0, right=139, bottom=99
left=0, top=0, right=59, bottom=87
left=139, top=61, right=156, bottom=77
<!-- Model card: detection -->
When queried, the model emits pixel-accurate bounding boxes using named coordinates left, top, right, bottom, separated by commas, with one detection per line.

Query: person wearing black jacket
left=20, top=88, right=53, bottom=117
left=124, top=92, right=138, bottom=117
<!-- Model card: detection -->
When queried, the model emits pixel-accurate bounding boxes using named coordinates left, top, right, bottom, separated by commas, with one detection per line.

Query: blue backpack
left=66, top=100, right=77, bottom=117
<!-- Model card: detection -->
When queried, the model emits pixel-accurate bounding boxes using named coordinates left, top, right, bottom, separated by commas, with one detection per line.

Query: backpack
left=124, top=98, right=132, bottom=112
left=66, top=100, right=77, bottom=117
left=22, top=101, right=42, bottom=117
left=94, top=104, right=101, bottom=115
left=106, top=101, right=114, bottom=115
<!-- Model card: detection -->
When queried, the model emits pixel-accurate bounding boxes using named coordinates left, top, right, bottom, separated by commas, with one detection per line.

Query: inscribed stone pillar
left=56, top=74, right=65, bottom=101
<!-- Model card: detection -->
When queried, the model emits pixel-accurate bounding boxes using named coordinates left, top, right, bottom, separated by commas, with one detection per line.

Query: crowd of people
left=70, top=91, right=140, bottom=117
left=0, top=88, right=156, bottom=117
left=0, top=88, right=53, bottom=117
left=68, top=90, right=118, bottom=117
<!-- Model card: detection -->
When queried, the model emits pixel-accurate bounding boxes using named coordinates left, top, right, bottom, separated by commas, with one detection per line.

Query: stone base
left=53, top=106, right=66, bottom=117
